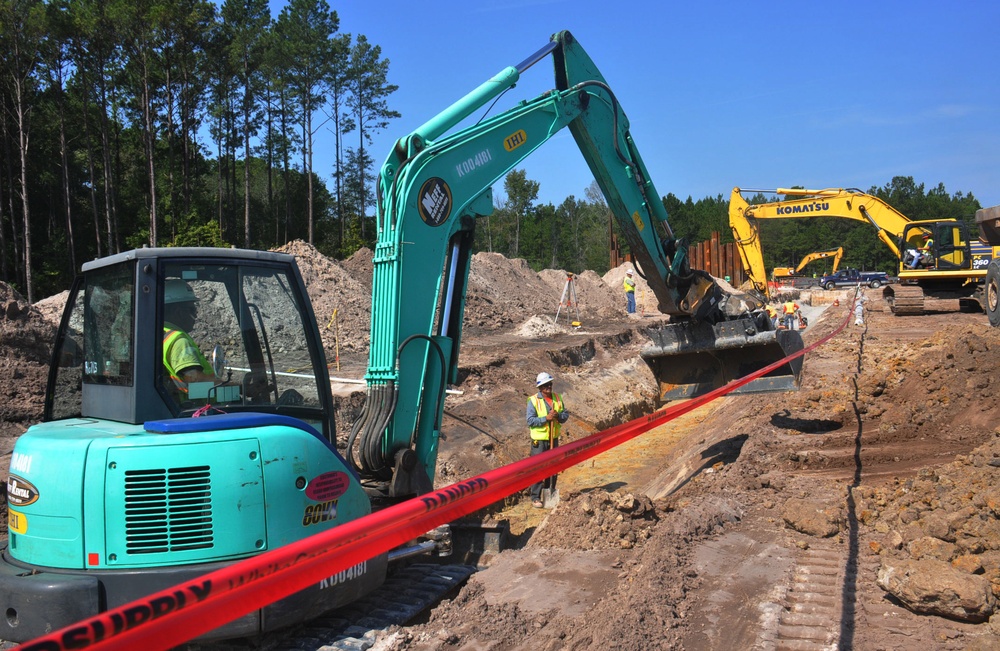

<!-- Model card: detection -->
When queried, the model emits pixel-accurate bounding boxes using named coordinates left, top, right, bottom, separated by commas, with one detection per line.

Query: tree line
left=1, top=0, right=397, bottom=302
left=0, top=1, right=986, bottom=303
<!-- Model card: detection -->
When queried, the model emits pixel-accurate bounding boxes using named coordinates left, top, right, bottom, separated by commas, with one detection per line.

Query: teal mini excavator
left=1, top=31, right=802, bottom=644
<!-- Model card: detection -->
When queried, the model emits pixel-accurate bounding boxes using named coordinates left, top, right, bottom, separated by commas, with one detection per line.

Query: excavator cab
left=3, top=248, right=386, bottom=644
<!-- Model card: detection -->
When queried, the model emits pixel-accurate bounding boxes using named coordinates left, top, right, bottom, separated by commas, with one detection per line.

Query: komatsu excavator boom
left=730, top=187, right=999, bottom=312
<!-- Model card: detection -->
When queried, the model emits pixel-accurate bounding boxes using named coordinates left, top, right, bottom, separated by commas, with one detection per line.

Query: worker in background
left=782, top=298, right=800, bottom=330
left=526, top=371, right=569, bottom=508
left=163, top=279, right=218, bottom=394
left=854, top=291, right=869, bottom=326
left=765, top=303, right=778, bottom=329
left=623, top=269, right=636, bottom=314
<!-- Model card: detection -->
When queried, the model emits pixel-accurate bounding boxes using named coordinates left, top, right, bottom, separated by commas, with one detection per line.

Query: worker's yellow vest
left=623, top=277, right=635, bottom=293
left=528, top=393, right=564, bottom=441
left=163, top=326, right=213, bottom=389
left=783, top=302, right=797, bottom=315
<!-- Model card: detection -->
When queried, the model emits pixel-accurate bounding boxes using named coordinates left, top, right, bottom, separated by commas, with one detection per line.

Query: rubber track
left=183, top=563, right=477, bottom=651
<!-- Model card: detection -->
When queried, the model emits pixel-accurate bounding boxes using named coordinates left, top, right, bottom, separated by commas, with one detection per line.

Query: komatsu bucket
left=641, top=314, right=803, bottom=402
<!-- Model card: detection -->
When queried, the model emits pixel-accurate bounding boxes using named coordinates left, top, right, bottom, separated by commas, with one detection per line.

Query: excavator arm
left=795, top=248, right=844, bottom=274
left=349, top=33, right=803, bottom=498
left=729, top=186, right=997, bottom=315
left=730, top=187, right=913, bottom=298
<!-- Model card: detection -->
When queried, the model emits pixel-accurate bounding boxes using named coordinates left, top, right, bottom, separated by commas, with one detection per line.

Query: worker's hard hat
left=536, top=372, right=554, bottom=387
left=626, top=269, right=633, bottom=275
left=922, top=233, right=930, bottom=239
left=164, top=279, right=196, bottom=305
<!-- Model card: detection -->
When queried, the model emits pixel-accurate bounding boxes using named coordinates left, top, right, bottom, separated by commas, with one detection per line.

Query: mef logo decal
left=418, top=177, right=452, bottom=227
left=504, top=129, right=527, bottom=152
left=7, top=475, right=39, bottom=507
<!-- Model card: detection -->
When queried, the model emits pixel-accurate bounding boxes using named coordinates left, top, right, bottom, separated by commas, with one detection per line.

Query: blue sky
left=274, top=0, right=1000, bottom=210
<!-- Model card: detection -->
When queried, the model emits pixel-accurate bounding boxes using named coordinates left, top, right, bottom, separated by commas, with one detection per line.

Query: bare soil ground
left=3, top=243, right=1000, bottom=650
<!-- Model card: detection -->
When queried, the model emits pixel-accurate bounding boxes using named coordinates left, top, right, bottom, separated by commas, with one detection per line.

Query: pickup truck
left=819, top=268, right=892, bottom=290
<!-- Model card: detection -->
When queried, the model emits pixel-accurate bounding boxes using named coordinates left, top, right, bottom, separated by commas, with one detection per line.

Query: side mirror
left=211, top=344, right=227, bottom=377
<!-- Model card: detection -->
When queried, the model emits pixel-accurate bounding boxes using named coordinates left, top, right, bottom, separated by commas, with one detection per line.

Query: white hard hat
left=164, top=279, right=196, bottom=305
left=536, top=372, right=554, bottom=387
left=626, top=269, right=633, bottom=275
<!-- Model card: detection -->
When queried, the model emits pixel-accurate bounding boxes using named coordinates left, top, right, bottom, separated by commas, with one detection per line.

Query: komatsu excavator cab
left=1, top=248, right=386, bottom=643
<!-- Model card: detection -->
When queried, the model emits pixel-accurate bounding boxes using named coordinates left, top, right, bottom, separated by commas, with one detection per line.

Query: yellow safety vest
left=528, top=393, right=564, bottom=442
left=783, top=301, right=797, bottom=315
left=623, top=277, right=635, bottom=293
left=163, top=325, right=213, bottom=392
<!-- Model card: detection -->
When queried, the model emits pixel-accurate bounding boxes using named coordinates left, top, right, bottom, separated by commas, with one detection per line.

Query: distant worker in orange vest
left=526, top=371, right=569, bottom=508
left=782, top=299, right=800, bottom=330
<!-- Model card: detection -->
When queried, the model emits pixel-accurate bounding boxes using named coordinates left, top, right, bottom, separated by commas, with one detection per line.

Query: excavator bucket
left=641, top=316, right=804, bottom=402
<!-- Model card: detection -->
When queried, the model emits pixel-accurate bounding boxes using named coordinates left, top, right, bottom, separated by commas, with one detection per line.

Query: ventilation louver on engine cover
left=123, top=466, right=214, bottom=554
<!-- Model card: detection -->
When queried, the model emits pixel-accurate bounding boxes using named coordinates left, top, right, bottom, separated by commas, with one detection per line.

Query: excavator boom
left=730, top=187, right=999, bottom=312
left=350, top=33, right=804, bottom=497
left=795, top=248, right=843, bottom=274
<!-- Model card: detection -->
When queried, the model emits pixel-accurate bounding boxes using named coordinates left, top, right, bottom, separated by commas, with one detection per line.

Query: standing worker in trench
left=623, top=269, right=637, bottom=314
left=781, top=298, right=800, bottom=330
left=526, top=371, right=569, bottom=508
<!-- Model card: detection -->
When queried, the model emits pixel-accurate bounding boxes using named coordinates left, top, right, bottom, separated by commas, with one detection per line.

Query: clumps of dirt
left=733, top=307, right=1000, bottom=475
left=871, top=324, right=1000, bottom=443
left=860, top=432, right=1000, bottom=621
left=34, top=290, right=68, bottom=326
left=381, top=492, right=744, bottom=651
left=274, top=241, right=636, bottom=356
left=514, top=315, right=573, bottom=338
left=466, top=253, right=636, bottom=332
left=528, top=490, right=662, bottom=550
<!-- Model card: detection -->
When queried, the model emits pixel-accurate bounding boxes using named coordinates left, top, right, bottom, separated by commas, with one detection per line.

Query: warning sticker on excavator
left=305, top=471, right=350, bottom=501
left=631, top=210, right=645, bottom=232
left=8, top=509, right=26, bottom=535
left=418, top=177, right=452, bottom=227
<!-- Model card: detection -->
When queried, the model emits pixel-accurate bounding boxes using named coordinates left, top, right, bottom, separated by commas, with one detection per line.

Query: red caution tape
left=17, top=305, right=853, bottom=651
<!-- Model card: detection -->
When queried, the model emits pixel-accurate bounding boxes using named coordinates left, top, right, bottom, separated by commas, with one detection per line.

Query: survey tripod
left=554, top=273, right=581, bottom=326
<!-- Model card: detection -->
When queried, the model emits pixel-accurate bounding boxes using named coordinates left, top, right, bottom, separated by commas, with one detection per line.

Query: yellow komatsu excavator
left=772, top=247, right=843, bottom=281
left=730, top=187, right=999, bottom=314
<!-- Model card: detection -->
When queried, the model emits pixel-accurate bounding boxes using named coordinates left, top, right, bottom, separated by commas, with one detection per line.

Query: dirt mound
left=0, top=282, right=56, bottom=423
left=528, top=490, right=662, bottom=550
left=274, top=240, right=373, bottom=354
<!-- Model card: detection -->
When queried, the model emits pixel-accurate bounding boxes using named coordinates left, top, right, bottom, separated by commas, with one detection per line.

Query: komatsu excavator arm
left=348, top=33, right=803, bottom=499
left=730, top=187, right=911, bottom=298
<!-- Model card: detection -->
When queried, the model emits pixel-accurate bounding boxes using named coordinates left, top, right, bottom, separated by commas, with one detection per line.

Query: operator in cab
left=162, top=278, right=218, bottom=396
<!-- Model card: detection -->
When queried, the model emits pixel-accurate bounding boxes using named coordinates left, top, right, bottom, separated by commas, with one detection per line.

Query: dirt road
left=373, top=290, right=1000, bottom=651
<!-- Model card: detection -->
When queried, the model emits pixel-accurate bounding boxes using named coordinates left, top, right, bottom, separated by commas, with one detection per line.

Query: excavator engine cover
left=641, top=315, right=803, bottom=401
